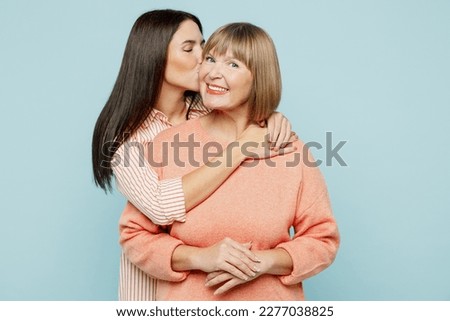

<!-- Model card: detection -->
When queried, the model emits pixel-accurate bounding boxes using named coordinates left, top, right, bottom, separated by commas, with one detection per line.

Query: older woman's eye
left=183, top=48, right=193, bottom=52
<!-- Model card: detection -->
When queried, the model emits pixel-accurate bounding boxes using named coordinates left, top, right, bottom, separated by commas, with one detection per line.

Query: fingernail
left=253, top=266, right=260, bottom=272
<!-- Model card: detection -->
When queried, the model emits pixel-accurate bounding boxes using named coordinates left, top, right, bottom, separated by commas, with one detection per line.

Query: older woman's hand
left=173, top=238, right=261, bottom=281
left=204, top=248, right=293, bottom=295
left=193, top=238, right=261, bottom=280
left=204, top=270, right=260, bottom=295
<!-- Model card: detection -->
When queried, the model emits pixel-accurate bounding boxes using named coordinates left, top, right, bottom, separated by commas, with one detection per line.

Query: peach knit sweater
left=119, top=118, right=339, bottom=301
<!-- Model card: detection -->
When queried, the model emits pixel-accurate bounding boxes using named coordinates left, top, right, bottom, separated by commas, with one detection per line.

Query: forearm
left=115, top=141, right=245, bottom=222
left=276, top=221, right=339, bottom=284
left=119, top=203, right=188, bottom=282
left=114, top=145, right=185, bottom=225
left=171, top=244, right=203, bottom=272
left=183, top=143, right=246, bottom=211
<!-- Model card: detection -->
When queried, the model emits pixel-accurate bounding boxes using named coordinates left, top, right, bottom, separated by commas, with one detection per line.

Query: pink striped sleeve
left=113, top=141, right=186, bottom=226
left=111, top=105, right=208, bottom=226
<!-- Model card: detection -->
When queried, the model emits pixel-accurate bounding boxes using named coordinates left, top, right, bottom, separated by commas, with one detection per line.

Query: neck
left=155, top=82, right=187, bottom=125
left=203, top=109, right=252, bottom=142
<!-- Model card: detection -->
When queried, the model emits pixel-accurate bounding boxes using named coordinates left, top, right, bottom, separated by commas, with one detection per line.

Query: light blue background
left=1, top=0, right=449, bottom=300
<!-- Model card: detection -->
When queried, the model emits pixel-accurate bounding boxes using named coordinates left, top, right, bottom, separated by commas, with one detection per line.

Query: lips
left=206, top=83, right=229, bottom=95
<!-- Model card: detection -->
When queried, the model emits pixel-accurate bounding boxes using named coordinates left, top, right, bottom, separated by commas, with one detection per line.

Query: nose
left=208, top=63, right=223, bottom=79
left=196, top=52, right=202, bottom=64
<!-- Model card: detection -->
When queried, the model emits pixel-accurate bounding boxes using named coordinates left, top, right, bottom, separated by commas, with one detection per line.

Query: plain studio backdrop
left=0, top=0, right=449, bottom=300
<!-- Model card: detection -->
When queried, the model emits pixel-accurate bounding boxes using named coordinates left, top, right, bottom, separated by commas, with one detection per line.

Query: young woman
left=120, top=23, right=339, bottom=300
left=92, top=10, right=296, bottom=300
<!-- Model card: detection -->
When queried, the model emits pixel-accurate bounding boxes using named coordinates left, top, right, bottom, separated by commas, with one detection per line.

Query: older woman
left=120, top=22, right=339, bottom=300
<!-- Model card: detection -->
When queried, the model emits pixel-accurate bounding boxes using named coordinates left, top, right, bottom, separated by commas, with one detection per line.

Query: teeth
left=208, top=84, right=228, bottom=92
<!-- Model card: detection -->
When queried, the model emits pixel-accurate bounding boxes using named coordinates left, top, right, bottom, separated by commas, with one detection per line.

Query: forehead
left=209, top=48, right=235, bottom=58
left=171, top=20, right=203, bottom=44
left=204, top=33, right=251, bottom=64
left=207, top=45, right=250, bottom=68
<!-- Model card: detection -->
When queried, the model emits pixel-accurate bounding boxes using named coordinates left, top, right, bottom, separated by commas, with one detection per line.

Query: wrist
left=253, top=249, right=292, bottom=276
left=253, top=250, right=274, bottom=275
left=225, top=141, right=247, bottom=164
left=189, top=247, right=205, bottom=271
left=172, top=245, right=203, bottom=272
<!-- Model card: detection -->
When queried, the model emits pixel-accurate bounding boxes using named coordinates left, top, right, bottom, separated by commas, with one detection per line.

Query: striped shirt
left=113, top=102, right=210, bottom=300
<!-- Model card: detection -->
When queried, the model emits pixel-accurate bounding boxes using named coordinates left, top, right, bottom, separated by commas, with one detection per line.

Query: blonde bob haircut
left=202, top=23, right=282, bottom=122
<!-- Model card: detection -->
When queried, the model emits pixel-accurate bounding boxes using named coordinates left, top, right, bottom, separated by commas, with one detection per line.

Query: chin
left=201, top=102, right=216, bottom=109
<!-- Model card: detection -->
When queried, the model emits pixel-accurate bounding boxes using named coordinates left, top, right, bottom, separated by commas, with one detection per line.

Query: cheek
left=183, top=53, right=199, bottom=70
left=169, top=54, right=194, bottom=75
left=198, top=67, right=210, bottom=86
left=198, top=64, right=208, bottom=78
left=199, top=79, right=207, bottom=96
left=173, top=58, right=188, bottom=74
left=242, top=76, right=253, bottom=96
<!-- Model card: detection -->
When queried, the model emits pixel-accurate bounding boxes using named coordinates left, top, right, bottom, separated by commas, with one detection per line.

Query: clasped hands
left=195, top=237, right=266, bottom=296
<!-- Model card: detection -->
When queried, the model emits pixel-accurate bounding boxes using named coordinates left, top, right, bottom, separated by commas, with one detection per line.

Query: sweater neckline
left=193, top=117, right=229, bottom=148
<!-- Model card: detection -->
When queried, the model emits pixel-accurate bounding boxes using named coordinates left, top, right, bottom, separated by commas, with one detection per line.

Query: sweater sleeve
left=276, top=149, right=340, bottom=285
left=112, top=139, right=187, bottom=226
left=119, top=201, right=189, bottom=282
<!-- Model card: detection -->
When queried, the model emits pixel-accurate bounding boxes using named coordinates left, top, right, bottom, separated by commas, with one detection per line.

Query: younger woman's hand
left=263, top=111, right=298, bottom=151
left=237, top=124, right=297, bottom=160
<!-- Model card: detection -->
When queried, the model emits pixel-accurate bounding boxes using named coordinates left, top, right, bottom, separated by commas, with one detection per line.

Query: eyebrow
left=207, top=51, right=239, bottom=60
left=181, top=39, right=205, bottom=45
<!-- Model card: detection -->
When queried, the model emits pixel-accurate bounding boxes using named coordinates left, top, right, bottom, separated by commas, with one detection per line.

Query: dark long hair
left=92, top=10, right=202, bottom=191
